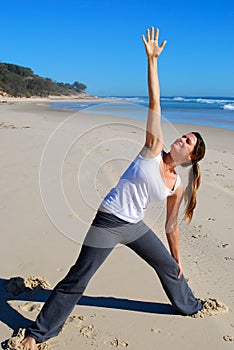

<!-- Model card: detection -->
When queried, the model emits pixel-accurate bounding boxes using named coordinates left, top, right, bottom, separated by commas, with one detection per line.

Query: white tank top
left=101, top=151, right=181, bottom=223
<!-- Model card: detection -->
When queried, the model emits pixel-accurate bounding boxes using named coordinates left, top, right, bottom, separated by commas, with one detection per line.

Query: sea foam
left=223, top=104, right=234, bottom=111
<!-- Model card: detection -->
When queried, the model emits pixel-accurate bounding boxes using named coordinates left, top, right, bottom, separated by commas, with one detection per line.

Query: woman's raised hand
left=142, top=27, right=167, bottom=59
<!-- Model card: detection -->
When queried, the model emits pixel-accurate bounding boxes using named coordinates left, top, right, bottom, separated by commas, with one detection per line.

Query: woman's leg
left=25, top=244, right=113, bottom=343
left=126, top=227, right=202, bottom=315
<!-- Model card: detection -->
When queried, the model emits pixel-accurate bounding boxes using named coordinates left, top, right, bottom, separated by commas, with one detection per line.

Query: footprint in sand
left=63, top=314, right=129, bottom=348
left=79, top=324, right=96, bottom=339
left=217, top=243, right=230, bottom=248
left=0, top=122, right=17, bottom=129
left=103, top=334, right=129, bottom=348
left=0, top=122, right=30, bottom=130
left=151, top=328, right=161, bottom=334
left=109, top=338, right=128, bottom=347
left=207, top=217, right=215, bottom=222
left=18, top=302, right=42, bottom=312
left=223, top=335, right=234, bottom=342
left=65, top=315, right=86, bottom=325
left=224, top=184, right=233, bottom=189
left=192, top=234, right=208, bottom=239
left=224, top=256, right=234, bottom=261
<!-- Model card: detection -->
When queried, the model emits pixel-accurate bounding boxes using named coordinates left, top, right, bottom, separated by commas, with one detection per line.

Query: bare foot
left=21, top=336, right=36, bottom=350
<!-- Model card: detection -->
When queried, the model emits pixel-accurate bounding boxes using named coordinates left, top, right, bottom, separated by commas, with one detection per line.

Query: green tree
left=72, top=81, right=87, bottom=92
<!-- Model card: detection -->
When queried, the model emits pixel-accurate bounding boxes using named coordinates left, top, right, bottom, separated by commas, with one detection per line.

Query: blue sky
left=1, top=0, right=233, bottom=96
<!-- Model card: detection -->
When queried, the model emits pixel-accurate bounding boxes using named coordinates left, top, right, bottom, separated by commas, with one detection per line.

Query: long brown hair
left=184, top=132, right=206, bottom=222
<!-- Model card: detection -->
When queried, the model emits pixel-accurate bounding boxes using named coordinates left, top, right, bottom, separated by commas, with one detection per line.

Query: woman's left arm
left=165, top=184, right=184, bottom=279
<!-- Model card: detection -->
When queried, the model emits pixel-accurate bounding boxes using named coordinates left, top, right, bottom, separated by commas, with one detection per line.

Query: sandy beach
left=0, top=98, right=234, bottom=349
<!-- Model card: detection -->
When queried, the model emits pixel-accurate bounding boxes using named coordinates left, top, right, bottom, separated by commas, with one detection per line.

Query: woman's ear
left=189, top=152, right=195, bottom=162
left=189, top=154, right=193, bottom=161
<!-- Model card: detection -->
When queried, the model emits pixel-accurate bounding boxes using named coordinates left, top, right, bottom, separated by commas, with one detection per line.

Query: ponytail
left=182, top=131, right=205, bottom=223
left=183, top=161, right=201, bottom=223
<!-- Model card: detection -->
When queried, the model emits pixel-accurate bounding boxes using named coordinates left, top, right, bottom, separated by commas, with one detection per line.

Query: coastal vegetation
left=0, top=62, right=87, bottom=97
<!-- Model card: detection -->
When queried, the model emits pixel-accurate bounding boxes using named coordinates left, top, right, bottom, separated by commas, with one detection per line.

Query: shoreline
left=0, top=93, right=234, bottom=131
left=1, top=96, right=234, bottom=132
left=0, top=94, right=121, bottom=104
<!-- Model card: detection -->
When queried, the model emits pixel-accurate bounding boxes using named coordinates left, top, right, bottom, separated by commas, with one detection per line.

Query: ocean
left=50, top=96, right=234, bottom=131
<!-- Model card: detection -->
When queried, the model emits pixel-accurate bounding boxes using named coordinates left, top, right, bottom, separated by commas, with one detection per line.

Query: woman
left=22, top=27, right=205, bottom=350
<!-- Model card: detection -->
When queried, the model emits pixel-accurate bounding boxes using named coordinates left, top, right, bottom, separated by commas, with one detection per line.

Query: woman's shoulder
left=139, top=146, right=163, bottom=160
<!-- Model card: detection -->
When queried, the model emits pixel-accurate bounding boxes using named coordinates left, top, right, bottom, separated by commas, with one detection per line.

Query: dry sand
left=0, top=98, right=234, bottom=349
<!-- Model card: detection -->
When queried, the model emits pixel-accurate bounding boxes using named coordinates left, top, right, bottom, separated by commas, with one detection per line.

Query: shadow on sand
left=0, top=277, right=177, bottom=336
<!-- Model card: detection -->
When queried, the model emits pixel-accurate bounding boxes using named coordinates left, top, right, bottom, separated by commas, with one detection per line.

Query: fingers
left=178, top=270, right=182, bottom=279
left=142, top=26, right=167, bottom=52
left=160, top=40, right=167, bottom=49
left=142, top=34, right=147, bottom=45
left=150, top=26, right=154, bottom=41
left=155, top=28, right=159, bottom=41
left=177, top=264, right=183, bottom=279
left=143, top=27, right=162, bottom=42
left=147, top=28, right=150, bottom=42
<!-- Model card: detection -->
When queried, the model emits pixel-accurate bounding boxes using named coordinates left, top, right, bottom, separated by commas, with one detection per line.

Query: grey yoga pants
left=26, top=211, right=202, bottom=343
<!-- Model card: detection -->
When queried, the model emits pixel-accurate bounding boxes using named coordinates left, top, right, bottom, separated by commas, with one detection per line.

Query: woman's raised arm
left=141, top=27, right=167, bottom=157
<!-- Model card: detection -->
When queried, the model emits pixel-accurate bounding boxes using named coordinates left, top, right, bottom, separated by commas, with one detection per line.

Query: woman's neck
left=162, top=151, right=177, bottom=172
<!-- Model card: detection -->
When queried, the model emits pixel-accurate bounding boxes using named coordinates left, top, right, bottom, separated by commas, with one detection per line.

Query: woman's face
left=170, top=133, right=197, bottom=164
